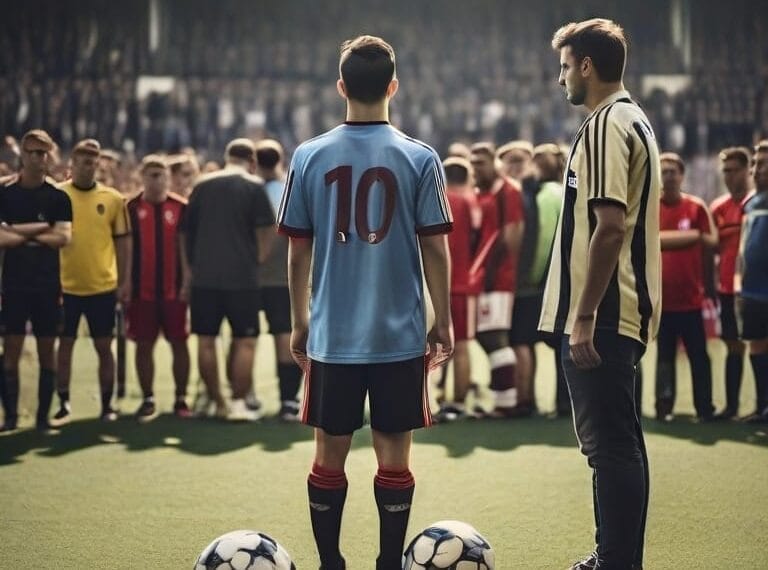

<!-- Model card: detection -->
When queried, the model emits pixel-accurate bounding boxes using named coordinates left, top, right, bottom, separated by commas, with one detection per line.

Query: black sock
left=101, top=388, right=114, bottom=413
left=725, top=353, right=743, bottom=412
left=278, top=362, right=302, bottom=402
left=1, top=368, right=19, bottom=423
left=58, top=389, right=70, bottom=407
left=308, top=463, right=347, bottom=569
left=37, top=369, right=55, bottom=425
left=374, top=468, right=415, bottom=570
left=750, top=353, right=768, bottom=413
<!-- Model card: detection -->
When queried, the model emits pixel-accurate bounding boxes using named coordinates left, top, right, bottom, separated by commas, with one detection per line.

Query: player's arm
left=699, top=204, right=718, bottom=248
left=0, top=223, right=27, bottom=247
left=178, top=232, right=193, bottom=303
left=32, top=221, right=72, bottom=248
left=660, top=229, right=700, bottom=250
left=7, top=221, right=50, bottom=237
left=287, top=236, right=313, bottom=369
left=115, top=233, right=132, bottom=303
left=420, top=233, right=454, bottom=358
left=256, top=226, right=274, bottom=264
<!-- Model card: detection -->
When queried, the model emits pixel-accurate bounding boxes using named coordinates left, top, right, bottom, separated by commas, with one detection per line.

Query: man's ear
left=580, top=56, right=593, bottom=78
left=337, top=79, right=347, bottom=99
left=386, top=78, right=399, bottom=99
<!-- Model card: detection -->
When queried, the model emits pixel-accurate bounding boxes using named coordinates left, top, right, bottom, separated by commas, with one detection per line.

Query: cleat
left=278, top=400, right=301, bottom=422
left=135, top=400, right=159, bottom=423
left=100, top=406, right=119, bottom=422
left=49, top=403, right=72, bottom=427
left=173, top=399, right=193, bottom=419
left=227, top=398, right=261, bottom=422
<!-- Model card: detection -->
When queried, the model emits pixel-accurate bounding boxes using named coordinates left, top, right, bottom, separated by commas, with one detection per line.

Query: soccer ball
left=403, top=520, right=495, bottom=569
left=194, top=529, right=296, bottom=570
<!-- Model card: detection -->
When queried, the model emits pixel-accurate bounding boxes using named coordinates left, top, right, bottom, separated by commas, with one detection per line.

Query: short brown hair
left=339, top=35, right=396, bottom=104
left=497, top=140, right=534, bottom=160
left=141, top=154, right=167, bottom=172
left=718, top=146, right=751, bottom=168
left=255, top=139, right=284, bottom=170
left=442, top=157, right=472, bottom=185
left=72, top=138, right=101, bottom=157
left=660, top=152, right=685, bottom=174
left=225, top=138, right=256, bottom=162
left=21, top=129, right=55, bottom=151
left=755, top=140, right=768, bottom=153
left=552, top=18, right=627, bottom=82
left=470, top=142, right=496, bottom=160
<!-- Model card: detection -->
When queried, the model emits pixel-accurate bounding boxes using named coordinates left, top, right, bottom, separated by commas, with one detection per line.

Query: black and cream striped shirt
left=538, top=90, right=662, bottom=344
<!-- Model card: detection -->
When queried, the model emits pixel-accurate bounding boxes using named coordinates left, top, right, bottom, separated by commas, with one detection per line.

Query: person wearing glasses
left=0, top=129, right=72, bottom=433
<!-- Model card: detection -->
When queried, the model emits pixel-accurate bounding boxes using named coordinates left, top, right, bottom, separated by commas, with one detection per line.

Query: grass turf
left=1, top=336, right=767, bottom=569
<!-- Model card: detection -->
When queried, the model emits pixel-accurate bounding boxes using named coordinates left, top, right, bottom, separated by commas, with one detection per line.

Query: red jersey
left=128, top=192, right=187, bottom=301
left=710, top=191, right=754, bottom=294
left=660, top=193, right=712, bottom=311
left=446, top=189, right=480, bottom=294
left=474, top=177, right=524, bottom=293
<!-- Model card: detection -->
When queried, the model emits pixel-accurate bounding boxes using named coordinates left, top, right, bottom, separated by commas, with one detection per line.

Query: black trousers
left=655, top=309, right=714, bottom=419
left=561, top=332, right=649, bottom=569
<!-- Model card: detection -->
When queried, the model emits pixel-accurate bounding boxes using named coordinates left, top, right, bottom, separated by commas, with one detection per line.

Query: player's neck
left=345, top=101, right=389, bottom=123
left=662, top=188, right=682, bottom=203
left=72, top=177, right=96, bottom=190
left=585, top=81, right=624, bottom=112
left=729, top=187, right=747, bottom=201
left=18, top=171, right=46, bottom=188
left=143, top=189, right=167, bottom=204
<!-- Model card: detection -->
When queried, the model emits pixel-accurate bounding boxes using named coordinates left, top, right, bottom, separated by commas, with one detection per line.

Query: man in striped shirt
left=540, top=18, right=661, bottom=570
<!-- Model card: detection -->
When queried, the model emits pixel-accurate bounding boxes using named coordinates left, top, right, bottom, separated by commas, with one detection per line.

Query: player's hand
left=569, top=316, right=601, bottom=369
left=179, top=278, right=191, bottom=304
left=117, top=281, right=131, bottom=304
left=426, top=322, right=454, bottom=371
left=290, top=324, right=310, bottom=372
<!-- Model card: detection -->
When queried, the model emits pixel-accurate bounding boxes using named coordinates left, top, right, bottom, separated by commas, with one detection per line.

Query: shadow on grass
left=0, top=414, right=314, bottom=466
left=2, top=413, right=765, bottom=467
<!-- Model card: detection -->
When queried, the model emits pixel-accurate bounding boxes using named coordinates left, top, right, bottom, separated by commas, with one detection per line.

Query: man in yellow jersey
left=50, top=139, right=132, bottom=425
left=540, top=19, right=661, bottom=570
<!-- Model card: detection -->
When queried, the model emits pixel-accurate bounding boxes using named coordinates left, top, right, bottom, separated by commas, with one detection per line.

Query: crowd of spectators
left=1, top=0, right=766, bottom=166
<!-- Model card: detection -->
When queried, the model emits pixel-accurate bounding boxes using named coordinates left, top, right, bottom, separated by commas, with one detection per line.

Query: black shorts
left=2, top=289, right=62, bottom=337
left=62, top=291, right=117, bottom=338
left=718, top=293, right=740, bottom=341
left=190, top=288, right=260, bottom=338
left=741, top=296, right=768, bottom=341
left=509, top=292, right=544, bottom=346
left=303, top=356, right=431, bottom=435
left=260, top=286, right=291, bottom=335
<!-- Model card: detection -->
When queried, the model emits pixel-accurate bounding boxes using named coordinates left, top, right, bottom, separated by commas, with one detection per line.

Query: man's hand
left=569, top=316, right=601, bottom=369
left=179, top=276, right=192, bottom=304
left=117, top=281, right=131, bottom=305
left=427, top=322, right=454, bottom=371
left=290, top=324, right=310, bottom=372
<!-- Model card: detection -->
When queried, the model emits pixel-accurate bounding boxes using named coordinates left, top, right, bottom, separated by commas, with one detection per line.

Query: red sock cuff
left=374, top=467, right=415, bottom=490
left=308, top=462, right=347, bottom=490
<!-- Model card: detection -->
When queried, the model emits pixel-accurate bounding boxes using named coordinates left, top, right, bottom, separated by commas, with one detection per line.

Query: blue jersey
left=277, top=122, right=452, bottom=364
left=264, top=179, right=284, bottom=214
left=742, top=191, right=768, bottom=301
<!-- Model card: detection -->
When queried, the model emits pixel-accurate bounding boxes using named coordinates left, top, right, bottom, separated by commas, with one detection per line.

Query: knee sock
left=278, top=362, right=302, bottom=402
left=489, top=347, right=517, bottom=407
left=750, top=353, right=768, bottom=413
left=724, top=353, right=743, bottom=412
left=1, top=368, right=19, bottom=423
left=101, top=387, right=114, bottom=413
left=308, top=462, right=347, bottom=569
left=374, top=467, right=415, bottom=570
left=37, top=369, right=55, bottom=425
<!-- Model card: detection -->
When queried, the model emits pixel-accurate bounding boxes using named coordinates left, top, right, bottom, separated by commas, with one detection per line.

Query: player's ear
left=386, top=78, right=399, bottom=99
left=336, top=79, right=347, bottom=99
left=580, top=56, right=592, bottom=78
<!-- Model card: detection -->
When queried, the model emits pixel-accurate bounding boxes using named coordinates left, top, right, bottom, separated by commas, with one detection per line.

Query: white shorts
left=476, top=291, right=514, bottom=333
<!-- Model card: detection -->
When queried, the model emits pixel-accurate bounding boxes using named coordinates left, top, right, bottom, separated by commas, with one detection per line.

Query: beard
left=566, top=86, right=586, bottom=106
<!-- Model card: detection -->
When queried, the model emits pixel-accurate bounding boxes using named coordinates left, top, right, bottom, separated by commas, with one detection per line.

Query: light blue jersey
left=277, top=122, right=452, bottom=364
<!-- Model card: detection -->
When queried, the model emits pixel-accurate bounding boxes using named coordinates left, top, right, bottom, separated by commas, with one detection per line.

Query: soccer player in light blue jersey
left=278, top=35, right=454, bottom=570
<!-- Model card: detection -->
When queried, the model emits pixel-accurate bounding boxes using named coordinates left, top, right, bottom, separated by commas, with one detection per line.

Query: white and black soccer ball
left=403, top=520, right=495, bottom=569
left=194, top=529, right=296, bottom=570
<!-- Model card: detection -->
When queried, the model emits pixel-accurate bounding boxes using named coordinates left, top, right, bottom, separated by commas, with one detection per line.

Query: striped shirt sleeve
left=415, top=152, right=453, bottom=235
left=586, top=109, right=631, bottom=208
left=277, top=154, right=313, bottom=238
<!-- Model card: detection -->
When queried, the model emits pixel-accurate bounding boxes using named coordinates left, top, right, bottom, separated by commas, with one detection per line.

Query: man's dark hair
left=551, top=18, right=627, bottom=82
left=719, top=146, right=752, bottom=168
left=660, top=151, right=685, bottom=174
left=442, top=157, right=471, bottom=185
left=225, top=138, right=256, bottom=162
left=255, top=140, right=284, bottom=170
left=469, top=142, right=496, bottom=160
left=339, top=35, right=396, bottom=104
left=755, top=139, right=768, bottom=154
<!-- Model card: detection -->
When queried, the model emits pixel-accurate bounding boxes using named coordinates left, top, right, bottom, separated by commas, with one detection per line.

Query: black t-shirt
left=0, top=181, right=73, bottom=292
left=182, top=168, right=275, bottom=289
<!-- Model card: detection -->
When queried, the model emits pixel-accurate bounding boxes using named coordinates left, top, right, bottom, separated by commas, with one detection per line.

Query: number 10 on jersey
left=324, top=166, right=397, bottom=244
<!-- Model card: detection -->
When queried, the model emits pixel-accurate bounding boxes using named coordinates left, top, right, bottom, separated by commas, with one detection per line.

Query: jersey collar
left=343, top=121, right=389, bottom=126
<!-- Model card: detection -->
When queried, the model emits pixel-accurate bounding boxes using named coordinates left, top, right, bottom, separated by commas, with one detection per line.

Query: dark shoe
left=434, top=403, right=473, bottom=423
left=0, top=417, right=18, bottom=434
left=742, top=410, right=768, bottom=424
left=481, top=404, right=535, bottom=419
left=567, top=552, right=597, bottom=570
left=714, top=408, right=738, bottom=421
left=319, top=557, right=345, bottom=570
left=100, top=406, right=119, bottom=422
left=49, top=403, right=72, bottom=427
left=173, top=399, right=193, bottom=419
left=135, top=400, right=158, bottom=423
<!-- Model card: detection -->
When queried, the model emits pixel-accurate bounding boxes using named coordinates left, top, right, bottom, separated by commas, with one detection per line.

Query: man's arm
left=7, top=222, right=50, bottom=237
left=419, top=233, right=454, bottom=363
left=660, top=229, right=700, bottom=250
left=0, top=225, right=28, bottom=247
left=256, top=226, right=275, bottom=264
left=570, top=202, right=626, bottom=368
left=115, top=234, right=132, bottom=303
left=32, top=222, right=71, bottom=248
left=178, top=232, right=192, bottom=303
left=484, top=220, right=523, bottom=290
left=287, top=236, right=313, bottom=369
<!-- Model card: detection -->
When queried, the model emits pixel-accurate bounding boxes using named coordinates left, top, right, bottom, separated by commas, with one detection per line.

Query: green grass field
left=1, top=334, right=767, bottom=569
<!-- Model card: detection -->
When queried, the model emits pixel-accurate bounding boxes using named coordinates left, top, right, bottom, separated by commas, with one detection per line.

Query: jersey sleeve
left=505, top=185, right=524, bottom=225
left=415, top=152, right=453, bottom=235
left=696, top=199, right=714, bottom=234
left=54, top=189, right=73, bottom=223
left=587, top=112, right=631, bottom=208
left=277, top=153, right=313, bottom=238
left=111, top=195, right=131, bottom=236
